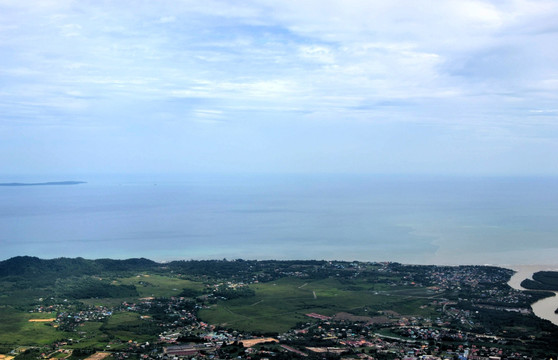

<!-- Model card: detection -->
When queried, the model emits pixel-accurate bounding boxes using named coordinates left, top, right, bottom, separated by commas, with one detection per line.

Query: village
left=10, top=261, right=555, bottom=360
left=28, top=300, right=546, bottom=360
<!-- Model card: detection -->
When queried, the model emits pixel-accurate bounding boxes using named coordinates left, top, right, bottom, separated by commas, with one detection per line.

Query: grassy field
left=113, top=274, right=205, bottom=298
left=0, top=308, right=69, bottom=346
left=68, top=321, right=108, bottom=350
left=100, top=312, right=154, bottom=343
left=79, top=298, right=134, bottom=308
left=79, top=273, right=205, bottom=307
left=63, top=313, right=156, bottom=350
left=0, top=273, right=204, bottom=351
left=199, top=277, right=439, bottom=333
left=0, top=286, right=50, bottom=309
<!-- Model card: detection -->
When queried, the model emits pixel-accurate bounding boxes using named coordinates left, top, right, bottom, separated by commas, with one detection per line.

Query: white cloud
left=298, top=45, right=335, bottom=64
left=2, top=0, right=558, bottom=174
left=158, top=16, right=176, bottom=24
left=59, top=23, right=82, bottom=37
left=455, top=0, right=503, bottom=28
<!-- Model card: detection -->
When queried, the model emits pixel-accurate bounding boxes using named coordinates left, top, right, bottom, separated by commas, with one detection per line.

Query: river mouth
left=507, top=265, right=558, bottom=326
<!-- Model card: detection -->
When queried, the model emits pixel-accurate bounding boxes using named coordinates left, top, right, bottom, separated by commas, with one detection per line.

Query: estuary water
left=1, top=174, right=558, bottom=265
left=508, top=265, right=558, bottom=326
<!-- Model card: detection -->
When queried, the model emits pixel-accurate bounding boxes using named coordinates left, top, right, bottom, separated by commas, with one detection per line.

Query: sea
left=1, top=173, right=558, bottom=266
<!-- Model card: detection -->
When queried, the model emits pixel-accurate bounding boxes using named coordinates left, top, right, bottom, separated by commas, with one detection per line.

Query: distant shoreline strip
left=0, top=181, right=86, bottom=186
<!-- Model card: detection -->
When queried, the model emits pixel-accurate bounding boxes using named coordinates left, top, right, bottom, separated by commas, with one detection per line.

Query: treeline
left=213, top=286, right=255, bottom=299
left=100, top=320, right=160, bottom=336
left=55, top=277, right=138, bottom=299
left=168, top=259, right=327, bottom=279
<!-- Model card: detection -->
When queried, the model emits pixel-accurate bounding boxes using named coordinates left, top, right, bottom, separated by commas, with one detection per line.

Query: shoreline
left=4, top=255, right=558, bottom=267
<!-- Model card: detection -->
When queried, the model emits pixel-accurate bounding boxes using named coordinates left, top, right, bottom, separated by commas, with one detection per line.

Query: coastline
left=0, top=181, right=86, bottom=186
left=506, top=264, right=558, bottom=326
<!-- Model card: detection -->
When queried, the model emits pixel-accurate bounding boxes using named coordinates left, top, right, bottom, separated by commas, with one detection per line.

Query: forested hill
left=0, top=256, right=330, bottom=286
left=0, top=256, right=158, bottom=284
left=1, top=256, right=518, bottom=290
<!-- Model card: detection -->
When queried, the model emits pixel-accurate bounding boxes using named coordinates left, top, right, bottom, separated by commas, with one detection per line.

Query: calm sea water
left=1, top=174, right=558, bottom=265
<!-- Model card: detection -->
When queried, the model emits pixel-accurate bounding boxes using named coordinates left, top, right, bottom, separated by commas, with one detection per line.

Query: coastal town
left=1, top=258, right=558, bottom=360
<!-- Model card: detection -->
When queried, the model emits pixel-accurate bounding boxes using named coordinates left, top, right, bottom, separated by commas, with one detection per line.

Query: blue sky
left=1, top=0, right=558, bottom=176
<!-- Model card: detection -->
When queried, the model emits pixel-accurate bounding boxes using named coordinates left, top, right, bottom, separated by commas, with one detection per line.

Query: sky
left=1, top=0, right=558, bottom=176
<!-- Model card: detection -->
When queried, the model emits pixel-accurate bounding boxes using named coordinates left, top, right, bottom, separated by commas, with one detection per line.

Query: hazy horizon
left=2, top=174, right=557, bottom=266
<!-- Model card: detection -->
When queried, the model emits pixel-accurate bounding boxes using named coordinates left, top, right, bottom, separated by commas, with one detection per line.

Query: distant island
left=0, top=181, right=86, bottom=186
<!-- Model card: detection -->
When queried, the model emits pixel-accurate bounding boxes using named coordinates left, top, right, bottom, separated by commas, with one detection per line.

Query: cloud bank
left=1, top=0, right=557, bottom=175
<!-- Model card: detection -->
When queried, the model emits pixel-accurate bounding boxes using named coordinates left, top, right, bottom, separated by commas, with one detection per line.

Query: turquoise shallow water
left=1, top=174, right=558, bottom=265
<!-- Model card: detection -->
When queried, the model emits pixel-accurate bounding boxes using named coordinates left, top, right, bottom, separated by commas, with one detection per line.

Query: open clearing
left=0, top=309, right=69, bottom=345
left=80, top=273, right=205, bottom=307
left=241, top=338, right=278, bottom=347
left=84, top=352, right=111, bottom=360
left=114, top=274, right=204, bottom=298
left=199, top=277, right=438, bottom=333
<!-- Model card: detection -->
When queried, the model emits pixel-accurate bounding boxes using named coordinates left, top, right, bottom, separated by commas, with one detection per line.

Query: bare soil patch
left=84, top=352, right=111, bottom=360
left=241, top=338, right=278, bottom=347
left=28, top=318, right=56, bottom=322
left=333, top=312, right=391, bottom=324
